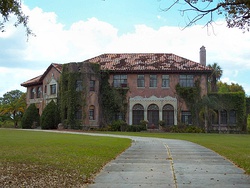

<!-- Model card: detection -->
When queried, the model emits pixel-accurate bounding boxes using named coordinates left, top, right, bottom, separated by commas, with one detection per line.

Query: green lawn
left=0, top=129, right=131, bottom=187
left=1, top=129, right=250, bottom=187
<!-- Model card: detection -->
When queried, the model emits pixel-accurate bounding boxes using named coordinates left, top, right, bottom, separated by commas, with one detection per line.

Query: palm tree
left=208, top=63, right=223, bottom=92
left=0, top=92, right=26, bottom=127
left=198, top=95, right=219, bottom=133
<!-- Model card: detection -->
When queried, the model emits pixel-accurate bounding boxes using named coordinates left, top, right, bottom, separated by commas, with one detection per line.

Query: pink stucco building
left=21, top=47, right=212, bottom=129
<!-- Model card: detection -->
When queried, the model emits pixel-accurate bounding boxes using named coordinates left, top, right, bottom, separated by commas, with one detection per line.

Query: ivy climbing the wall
left=99, top=71, right=128, bottom=126
left=175, top=79, right=202, bottom=126
left=59, top=63, right=87, bottom=129
left=209, top=92, right=246, bottom=131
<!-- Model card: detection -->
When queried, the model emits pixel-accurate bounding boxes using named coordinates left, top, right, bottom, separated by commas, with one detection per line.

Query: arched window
left=212, top=110, right=219, bottom=124
left=89, top=105, right=95, bottom=120
left=132, top=104, right=144, bottom=125
left=229, top=110, right=236, bottom=124
left=147, top=104, right=159, bottom=128
left=220, top=110, right=227, bottom=124
left=162, top=104, right=174, bottom=126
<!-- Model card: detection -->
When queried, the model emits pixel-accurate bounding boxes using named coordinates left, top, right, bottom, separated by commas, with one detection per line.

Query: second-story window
left=179, top=75, right=194, bottom=87
left=37, top=86, right=42, bottom=98
left=76, top=80, right=83, bottom=91
left=137, top=75, right=145, bottom=87
left=30, top=87, right=35, bottom=99
left=113, top=75, right=127, bottom=87
left=162, top=75, right=169, bottom=88
left=90, top=80, right=95, bottom=91
left=150, top=75, right=157, bottom=87
left=50, top=84, right=56, bottom=95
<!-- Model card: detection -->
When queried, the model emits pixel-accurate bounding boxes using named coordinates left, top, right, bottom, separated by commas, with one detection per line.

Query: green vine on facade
left=246, top=97, right=250, bottom=115
left=59, top=63, right=88, bottom=129
left=99, top=71, right=128, bottom=126
left=175, top=79, right=201, bottom=126
left=209, top=92, right=246, bottom=130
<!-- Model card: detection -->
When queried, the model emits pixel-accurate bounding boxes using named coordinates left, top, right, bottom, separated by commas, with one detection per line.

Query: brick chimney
left=200, top=46, right=206, bottom=66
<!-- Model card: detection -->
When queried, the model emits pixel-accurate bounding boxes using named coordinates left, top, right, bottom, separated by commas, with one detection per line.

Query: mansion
left=21, top=47, right=215, bottom=129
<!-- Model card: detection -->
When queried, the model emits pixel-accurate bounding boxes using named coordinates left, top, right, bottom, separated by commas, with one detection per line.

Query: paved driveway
left=42, top=131, right=250, bottom=188
left=79, top=133, right=250, bottom=188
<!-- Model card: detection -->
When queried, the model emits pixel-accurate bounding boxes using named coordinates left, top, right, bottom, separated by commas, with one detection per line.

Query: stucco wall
left=109, top=72, right=209, bottom=125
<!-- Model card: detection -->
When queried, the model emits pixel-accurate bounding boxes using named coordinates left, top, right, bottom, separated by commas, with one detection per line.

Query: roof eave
left=104, top=69, right=212, bottom=74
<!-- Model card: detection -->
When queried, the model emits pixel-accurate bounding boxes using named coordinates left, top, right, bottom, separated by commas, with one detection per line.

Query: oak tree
left=0, top=0, right=32, bottom=36
left=163, top=0, right=250, bottom=31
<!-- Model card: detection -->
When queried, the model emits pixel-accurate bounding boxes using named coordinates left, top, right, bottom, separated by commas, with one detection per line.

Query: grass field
left=0, top=129, right=250, bottom=187
left=0, top=129, right=131, bottom=187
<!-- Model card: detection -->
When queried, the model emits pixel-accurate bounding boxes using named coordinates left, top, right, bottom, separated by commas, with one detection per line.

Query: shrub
left=169, top=125, right=183, bottom=133
left=168, top=125, right=204, bottom=133
left=158, top=120, right=165, bottom=127
left=108, top=120, right=147, bottom=132
left=126, top=125, right=146, bottom=132
left=247, top=114, right=250, bottom=134
left=185, top=126, right=204, bottom=133
left=41, top=100, right=60, bottom=129
left=110, top=120, right=127, bottom=131
left=21, top=104, right=40, bottom=129
left=139, top=120, right=148, bottom=127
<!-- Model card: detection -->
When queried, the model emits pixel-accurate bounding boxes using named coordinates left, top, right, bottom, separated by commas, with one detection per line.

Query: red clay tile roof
left=21, top=54, right=212, bottom=87
left=20, top=75, right=42, bottom=87
left=21, top=63, right=63, bottom=87
left=52, top=63, right=63, bottom=73
left=86, top=53, right=212, bottom=73
left=39, top=63, right=63, bottom=81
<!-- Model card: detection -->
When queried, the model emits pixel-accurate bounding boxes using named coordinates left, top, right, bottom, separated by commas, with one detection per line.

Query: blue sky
left=0, top=0, right=250, bottom=96
left=24, top=0, right=185, bottom=32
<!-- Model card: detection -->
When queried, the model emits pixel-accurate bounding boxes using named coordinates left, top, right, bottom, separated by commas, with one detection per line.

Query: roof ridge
left=86, top=53, right=212, bottom=72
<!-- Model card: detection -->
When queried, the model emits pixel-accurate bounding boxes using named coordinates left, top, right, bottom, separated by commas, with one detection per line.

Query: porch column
left=129, top=108, right=132, bottom=125
left=144, top=109, right=147, bottom=121
left=174, top=109, right=178, bottom=125
left=159, top=109, right=162, bottom=121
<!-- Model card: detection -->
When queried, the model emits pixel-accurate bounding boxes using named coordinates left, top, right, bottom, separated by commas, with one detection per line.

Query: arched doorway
left=220, top=110, right=227, bottom=124
left=132, top=104, right=144, bottom=125
left=162, top=104, right=174, bottom=126
left=147, top=104, right=159, bottom=128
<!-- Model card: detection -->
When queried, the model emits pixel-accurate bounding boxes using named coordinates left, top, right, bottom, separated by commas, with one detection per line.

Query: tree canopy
left=41, top=100, right=60, bottom=129
left=0, top=0, right=32, bottom=36
left=0, top=90, right=26, bottom=127
left=21, top=103, right=40, bottom=129
left=164, top=0, right=250, bottom=31
left=217, top=81, right=245, bottom=93
left=208, top=63, right=223, bottom=92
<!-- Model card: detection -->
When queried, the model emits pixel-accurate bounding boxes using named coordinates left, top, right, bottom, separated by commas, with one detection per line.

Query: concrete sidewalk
left=80, top=133, right=250, bottom=188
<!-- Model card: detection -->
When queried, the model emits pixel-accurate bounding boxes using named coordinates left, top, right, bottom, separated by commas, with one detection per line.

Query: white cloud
left=0, top=67, right=44, bottom=97
left=66, top=18, right=118, bottom=61
left=221, top=77, right=236, bottom=84
left=1, top=5, right=250, bottom=97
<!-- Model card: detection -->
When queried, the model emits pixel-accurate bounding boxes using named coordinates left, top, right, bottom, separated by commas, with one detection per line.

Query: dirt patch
left=0, top=163, right=88, bottom=188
